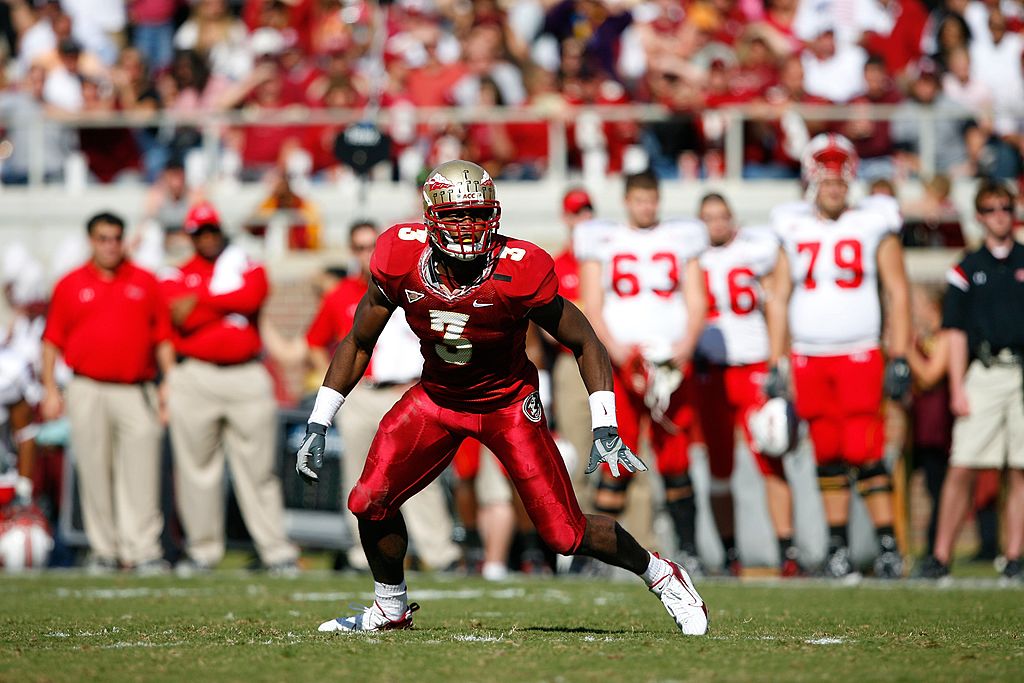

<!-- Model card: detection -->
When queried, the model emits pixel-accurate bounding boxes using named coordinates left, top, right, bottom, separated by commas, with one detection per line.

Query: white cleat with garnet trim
left=318, top=601, right=420, bottom=633
left=649, top=554, right=709, bottom=636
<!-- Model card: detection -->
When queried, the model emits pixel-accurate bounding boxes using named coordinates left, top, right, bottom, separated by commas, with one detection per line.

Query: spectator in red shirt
left=755, top=0, right=802, bottom=55
left=842, top=55, right=904, bottom=179
left=41, top=212, right=175, bottom=573
left=163, top=202, right=298, bottom=573
left=745, top=55, right=829, bottom=178
left=862, top=0, right=930, bottom=77
left=220, top=57, right=304, bottom=180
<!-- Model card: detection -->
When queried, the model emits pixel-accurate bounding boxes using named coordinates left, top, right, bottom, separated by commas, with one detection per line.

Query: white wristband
left=589, top=390, right=617, bottom=430
left=309, top=386, right=345, bottom=427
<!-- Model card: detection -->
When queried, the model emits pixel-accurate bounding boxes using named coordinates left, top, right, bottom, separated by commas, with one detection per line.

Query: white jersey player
left=766, top=133, right=911, bottom=579
left=576, top=171, right=708, bottom=572
left=693, top=193, right=801, bottom=577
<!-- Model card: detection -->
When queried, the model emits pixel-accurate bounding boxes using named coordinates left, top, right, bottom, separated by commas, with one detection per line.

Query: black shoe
left=1001, top=558, right=1022, bottom=582
left=913, top=555, right=949, bottom=579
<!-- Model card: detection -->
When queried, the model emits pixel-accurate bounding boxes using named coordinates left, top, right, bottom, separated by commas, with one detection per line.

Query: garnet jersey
left=574, top=218, right=708, bottom=361
left=370, top=224, right=557, bottom=413
left=697, top=227, right=778, bottom=366
left=771, top=195, right=900, bottom=356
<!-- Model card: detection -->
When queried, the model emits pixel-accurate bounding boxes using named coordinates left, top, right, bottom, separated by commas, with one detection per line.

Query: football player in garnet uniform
left=767, top=134, right=911, bottom=579
left=295, top=161, right=708, bottom=635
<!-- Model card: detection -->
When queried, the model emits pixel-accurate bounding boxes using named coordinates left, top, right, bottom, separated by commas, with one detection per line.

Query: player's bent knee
left=855, top=460, right=892, bottom=497
left=539, top=519, right=586, bottom=556
left=664, top=473, right=693, bottom=502
left=347, top=483, right=394, bottom=520
left=816, top=462, right=850, bottom=492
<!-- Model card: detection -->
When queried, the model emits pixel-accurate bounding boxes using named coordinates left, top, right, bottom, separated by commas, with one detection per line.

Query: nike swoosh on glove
left=296, top=423, right=327, bottom=485
left=586, top=426, right=648, bottom=478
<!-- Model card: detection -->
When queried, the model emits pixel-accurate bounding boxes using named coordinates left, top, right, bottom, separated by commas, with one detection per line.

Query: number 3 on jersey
left=430, top=310, right=472, bottom=365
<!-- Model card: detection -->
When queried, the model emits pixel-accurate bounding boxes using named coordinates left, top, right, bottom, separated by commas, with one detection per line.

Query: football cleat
left=874, top=549, right=904, bottom=579
left=823, top=546, right=857, bottom=579
left=913, top=555, right=949, bottom=580
left=649, top=554, right=709, bottom=636
left=780, top=557, right=804, bottom=578
left=318, top=601, right=420, bottom=633
left=1001, top=558, right=1022, bottom=584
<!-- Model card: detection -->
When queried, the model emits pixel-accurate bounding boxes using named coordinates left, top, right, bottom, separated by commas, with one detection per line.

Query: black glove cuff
left=307, top=422, right=328, bottom=436
left=593, top=426, right=618, bottom=440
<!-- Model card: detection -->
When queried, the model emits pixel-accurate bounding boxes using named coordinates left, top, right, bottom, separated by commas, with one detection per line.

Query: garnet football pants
left=348, top=384, right=586, bottom=555
left=791, top=350, right=885, bottom=466
left=612, top=363, right=693, bottom=478
left=693, top=362, right=785, bottom=480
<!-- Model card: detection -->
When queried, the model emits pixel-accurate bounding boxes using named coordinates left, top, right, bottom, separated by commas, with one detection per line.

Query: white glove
left=296, top=423, right=327, bottom=485
left=586, top=426, right=648, bottom=478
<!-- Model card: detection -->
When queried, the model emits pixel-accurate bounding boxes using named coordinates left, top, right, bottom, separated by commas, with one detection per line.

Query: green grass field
left=2, top=570, right=1022, bottom=683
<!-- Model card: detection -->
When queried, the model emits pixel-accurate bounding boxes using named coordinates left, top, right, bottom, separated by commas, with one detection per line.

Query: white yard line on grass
left=805, top=637, right=849, bottom=645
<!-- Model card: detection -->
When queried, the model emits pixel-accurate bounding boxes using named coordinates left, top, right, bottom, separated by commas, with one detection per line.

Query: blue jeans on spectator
left=134, top=22, right=174, bottom=71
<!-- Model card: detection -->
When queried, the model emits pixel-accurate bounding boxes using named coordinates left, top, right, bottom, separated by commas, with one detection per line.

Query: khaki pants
left=66, top=376, right=163, bottom=565
left=342, top=381, right=460, bottom=570
left=951, top=361, right=1024, bottom=469
left=168, top=360, right=296, bottom=566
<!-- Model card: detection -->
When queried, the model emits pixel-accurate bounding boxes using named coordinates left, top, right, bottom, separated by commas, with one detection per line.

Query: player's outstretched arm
left=296, top=283, right=395, bottom=484
left=529, top=295, right=612, bottom=395
left=529, top=296, right=647, bottom=477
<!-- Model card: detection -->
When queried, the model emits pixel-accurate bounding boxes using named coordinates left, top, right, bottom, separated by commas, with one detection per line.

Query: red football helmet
left=422, top=160, right=501, bottom=261
left=801, top=133, right=858, bottom=189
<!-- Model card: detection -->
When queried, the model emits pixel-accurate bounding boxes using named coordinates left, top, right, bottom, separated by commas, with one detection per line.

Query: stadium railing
left=1, top=102, right=1002, bottom=186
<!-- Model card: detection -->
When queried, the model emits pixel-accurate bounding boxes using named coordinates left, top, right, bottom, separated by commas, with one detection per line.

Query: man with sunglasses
left=297, top=160, right=708, bottom=635
left=41, top=212, right=175, bottom=573
left=162, top=202, right=297, bottom=575
left=920, top=180, right=1024, bottom=581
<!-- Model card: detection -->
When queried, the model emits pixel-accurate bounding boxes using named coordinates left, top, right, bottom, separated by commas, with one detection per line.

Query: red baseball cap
left=183, top=202, right=221, bottom=234
left=563, top=188, right=593, bottom=215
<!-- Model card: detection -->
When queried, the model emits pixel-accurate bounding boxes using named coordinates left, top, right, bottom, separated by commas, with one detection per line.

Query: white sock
left=374, top=580, right=408, bottom=619
left=641, top=553, right=672, bottom=591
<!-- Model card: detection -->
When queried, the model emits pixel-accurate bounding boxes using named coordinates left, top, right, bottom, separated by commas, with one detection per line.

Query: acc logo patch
left=522, top=392, right=543, bottom=423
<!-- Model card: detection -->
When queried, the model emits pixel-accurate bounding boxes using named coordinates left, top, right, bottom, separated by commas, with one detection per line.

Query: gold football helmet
left=422, top=160, right=501, bottom=261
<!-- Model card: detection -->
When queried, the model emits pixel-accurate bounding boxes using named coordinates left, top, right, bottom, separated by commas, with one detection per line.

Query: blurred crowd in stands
left=0, top=0, right=1023, bottom=185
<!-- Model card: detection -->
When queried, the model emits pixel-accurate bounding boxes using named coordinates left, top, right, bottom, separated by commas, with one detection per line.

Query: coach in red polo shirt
left=162, top=202, right=296, bottom=573
left=41, top=212, right=174, bottom=573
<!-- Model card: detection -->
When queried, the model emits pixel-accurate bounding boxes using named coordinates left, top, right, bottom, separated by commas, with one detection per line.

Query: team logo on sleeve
left=406, top=289, right=425, bottom=303
left=522, top=392, right=543, bottom=423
